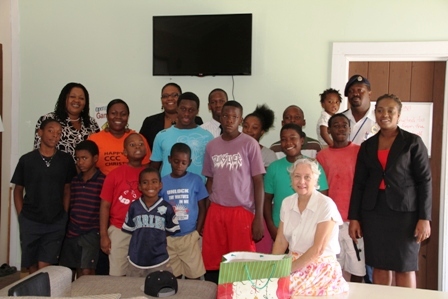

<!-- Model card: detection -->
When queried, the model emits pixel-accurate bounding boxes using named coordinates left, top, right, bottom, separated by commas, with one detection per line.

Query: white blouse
left=280, top=190, right=343, bottom=256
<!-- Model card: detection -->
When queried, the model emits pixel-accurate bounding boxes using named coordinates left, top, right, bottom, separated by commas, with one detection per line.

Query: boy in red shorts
left=202, top=101, right=265, bottom=283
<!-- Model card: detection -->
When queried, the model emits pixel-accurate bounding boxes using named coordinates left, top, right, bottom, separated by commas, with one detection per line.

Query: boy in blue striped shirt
left=59, top=140, right=106, bottom=279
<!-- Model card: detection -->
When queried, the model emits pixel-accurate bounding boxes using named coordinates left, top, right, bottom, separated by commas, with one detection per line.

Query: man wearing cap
left=342, top=75, right=377, bottom=145
left=270, top=105, right=322, bottom=159
left=201, top=88, right=228, bottom=138
left=343, top=74, right=376, bottom=284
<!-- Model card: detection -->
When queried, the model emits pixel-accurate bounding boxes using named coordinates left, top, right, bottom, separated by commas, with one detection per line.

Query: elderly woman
left=272, top=158, right=348, bottom=296
left=88, top=99, right=151, bottom=175
left=349, top=94, right=432, bottom=287
left=34, top=82, right=100, bottom=160
left=139, top=83, right=203, bottom=149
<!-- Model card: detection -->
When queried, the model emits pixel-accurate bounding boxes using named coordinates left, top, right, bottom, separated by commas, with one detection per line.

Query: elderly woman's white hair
left=288, top=158, right=321, bottom=189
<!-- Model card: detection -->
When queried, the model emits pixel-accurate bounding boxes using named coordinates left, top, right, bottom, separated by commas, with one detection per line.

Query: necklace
left=39, top=150, right=56, bottom=168
left=67, top=117, right=80, bottom=122
left=165, top=114, right=177, bottom=125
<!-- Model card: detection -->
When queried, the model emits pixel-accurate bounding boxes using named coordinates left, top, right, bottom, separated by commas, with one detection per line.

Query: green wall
left=17, top=0, right=448, bottom=151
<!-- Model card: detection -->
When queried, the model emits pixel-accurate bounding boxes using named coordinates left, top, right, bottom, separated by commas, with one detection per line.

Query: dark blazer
left=348, top=127, right=432, bottom=221
left=139, top=112, right=203, bottom=150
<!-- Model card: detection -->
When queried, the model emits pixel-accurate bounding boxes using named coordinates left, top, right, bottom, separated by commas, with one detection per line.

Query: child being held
left=122, top=168, right=180, bottom=277
left=11, top=118, right=76, bottom=274
left=316, top=88, right=342, bottom=147
left=59, top=140, right=106, bottom=279
left=99, top=133, right=148, bottom=276
left=160, top=143, right=208, bottom=279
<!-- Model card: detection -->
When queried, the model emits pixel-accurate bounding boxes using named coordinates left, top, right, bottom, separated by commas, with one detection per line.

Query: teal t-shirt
left=264, top=156, right=328, bottom=227
left=151, top=126, right=213, bottom=183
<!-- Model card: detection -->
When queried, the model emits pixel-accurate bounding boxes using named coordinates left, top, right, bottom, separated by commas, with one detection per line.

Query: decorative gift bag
left=217, top=252, right=292, bottom=299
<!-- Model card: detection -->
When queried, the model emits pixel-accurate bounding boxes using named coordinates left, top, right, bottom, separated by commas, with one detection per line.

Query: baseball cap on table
left=142, top=270, right=178, bottom=297
left=344, top=74, right=371, bottom=96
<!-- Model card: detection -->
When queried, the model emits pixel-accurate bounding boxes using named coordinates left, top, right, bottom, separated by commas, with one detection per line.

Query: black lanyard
left=351, top=117, right=368, bottom=142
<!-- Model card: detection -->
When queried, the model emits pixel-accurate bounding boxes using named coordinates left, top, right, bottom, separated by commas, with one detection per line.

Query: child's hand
left=100, top=235, right=111, bottom=255
left=251, top=217, right=264, bottom=242
left=267, top=225, right=278, bottom=241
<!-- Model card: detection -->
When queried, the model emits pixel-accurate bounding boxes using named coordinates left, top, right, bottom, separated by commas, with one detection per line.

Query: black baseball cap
left=143, top=270, right=178, bottom=297
left=344, top=74, right=371, bottom=96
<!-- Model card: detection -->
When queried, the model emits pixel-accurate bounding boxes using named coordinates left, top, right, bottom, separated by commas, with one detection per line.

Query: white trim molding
left=331, top=41, right=448, bottom=291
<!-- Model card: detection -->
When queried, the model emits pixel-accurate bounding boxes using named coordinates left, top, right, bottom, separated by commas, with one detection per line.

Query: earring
left=161, top=106, right=164, bottom=110
left=125, top=123, right=129, bottom=129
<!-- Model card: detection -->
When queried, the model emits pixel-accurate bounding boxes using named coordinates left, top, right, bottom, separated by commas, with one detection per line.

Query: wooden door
left=349, top=61, right=445, bottom=290
left=0, top=44, right=3, bottom=219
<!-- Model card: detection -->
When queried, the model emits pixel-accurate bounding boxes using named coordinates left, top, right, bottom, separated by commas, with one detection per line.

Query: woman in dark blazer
left=139, top=83, right=202, bottom=150
left=348, top=94, right=431, bottom=288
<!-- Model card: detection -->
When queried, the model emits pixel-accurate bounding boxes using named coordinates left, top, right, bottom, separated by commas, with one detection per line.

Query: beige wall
left=0, top=0, right=17, bottom=265
left=1, top=0, right=448, bottom=266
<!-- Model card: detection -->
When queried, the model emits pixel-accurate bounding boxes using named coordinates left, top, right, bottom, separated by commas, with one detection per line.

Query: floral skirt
left=290, top=252, right=349, bottom=296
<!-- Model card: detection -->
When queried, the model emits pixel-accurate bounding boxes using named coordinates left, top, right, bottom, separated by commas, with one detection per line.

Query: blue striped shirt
left=66, top=169, right=105, bottom=238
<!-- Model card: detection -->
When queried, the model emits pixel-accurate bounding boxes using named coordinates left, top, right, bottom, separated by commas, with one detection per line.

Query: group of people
left=11, top=74, right=432, bottom=296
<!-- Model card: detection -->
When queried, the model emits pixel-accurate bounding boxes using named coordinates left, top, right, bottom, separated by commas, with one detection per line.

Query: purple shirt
left=202, top=133, right=265, bottom=212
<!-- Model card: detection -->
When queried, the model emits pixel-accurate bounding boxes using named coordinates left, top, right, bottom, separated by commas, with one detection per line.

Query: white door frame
left=331, top=41, right=448, bottom=291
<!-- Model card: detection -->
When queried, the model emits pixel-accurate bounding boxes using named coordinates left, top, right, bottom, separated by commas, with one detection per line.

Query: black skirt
left=361, top=190, right=420, bottom=272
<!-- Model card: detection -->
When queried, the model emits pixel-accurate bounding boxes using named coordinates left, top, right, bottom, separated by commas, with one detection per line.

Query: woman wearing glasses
left=139, top=83, right=203, bottom=149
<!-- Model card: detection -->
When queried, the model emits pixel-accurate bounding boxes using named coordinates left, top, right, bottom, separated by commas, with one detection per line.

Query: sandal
left=0, top=263, right=17, bottom=277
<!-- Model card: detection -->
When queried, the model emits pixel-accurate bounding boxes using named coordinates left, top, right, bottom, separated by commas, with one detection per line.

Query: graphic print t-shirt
left=160, top=172, right=208, bottom=236
left=151, top=126, right=213, bottom=182
left=100, top=164, right=146, bottom=228
left=123, top=198, right=180, bottom=267
left=202, top=133, right=265, bottom=212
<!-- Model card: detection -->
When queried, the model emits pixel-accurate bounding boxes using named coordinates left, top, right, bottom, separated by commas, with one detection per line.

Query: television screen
left=153, top=14, right=252, bottom=76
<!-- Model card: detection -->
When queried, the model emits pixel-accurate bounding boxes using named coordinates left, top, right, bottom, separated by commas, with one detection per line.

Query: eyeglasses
left=161, top=93, right=180, bottom=99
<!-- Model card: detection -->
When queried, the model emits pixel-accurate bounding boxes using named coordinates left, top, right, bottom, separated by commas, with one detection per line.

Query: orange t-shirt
left=88, top=130, right=151, bottom=175
left=377, top=149, right=389, bottom=190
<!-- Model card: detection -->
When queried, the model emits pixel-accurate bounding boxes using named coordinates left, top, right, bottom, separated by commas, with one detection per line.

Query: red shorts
left=202, top=203, right=255, bottom=270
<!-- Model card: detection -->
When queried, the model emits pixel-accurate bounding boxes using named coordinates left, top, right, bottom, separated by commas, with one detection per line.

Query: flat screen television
left=153, top=14, right=252, bottom=76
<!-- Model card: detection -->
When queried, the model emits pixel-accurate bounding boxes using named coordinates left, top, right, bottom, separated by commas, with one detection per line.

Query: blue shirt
left=160, top=172, right=208, bottom=236
left=151, top=126, right=213, bottom=182
left=123, top=197, right=180, bottom=268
